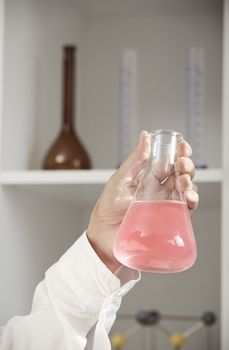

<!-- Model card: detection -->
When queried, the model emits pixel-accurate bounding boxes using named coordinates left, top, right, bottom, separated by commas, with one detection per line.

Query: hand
left=87, top=131, right=199, bottom=273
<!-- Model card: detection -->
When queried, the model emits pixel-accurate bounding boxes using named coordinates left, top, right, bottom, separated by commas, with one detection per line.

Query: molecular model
left=111, top=310, right=216, bottom=350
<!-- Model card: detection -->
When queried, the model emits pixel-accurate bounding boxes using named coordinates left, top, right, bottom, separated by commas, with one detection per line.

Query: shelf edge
left=0, top=168, right=222, bottom=185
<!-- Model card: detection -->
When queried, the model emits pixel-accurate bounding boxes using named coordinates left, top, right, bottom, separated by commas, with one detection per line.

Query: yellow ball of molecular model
left=170, top=332, right=186, bottom=349
left=111, top=333, right=126, bottom=349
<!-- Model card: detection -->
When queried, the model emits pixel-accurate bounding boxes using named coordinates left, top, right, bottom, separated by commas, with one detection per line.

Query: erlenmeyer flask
left=113, top=130, right=197, bottom=273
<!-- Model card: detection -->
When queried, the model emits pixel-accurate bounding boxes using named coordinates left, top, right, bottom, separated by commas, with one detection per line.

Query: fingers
left=176, top=141, right=198, bottom=211
left=176, top=174, right=193, bottom=191
left=176, top=140, right=192, bottom=157
left=184, top=190, right=199, bottom=212
left=175, top=157, right=195, bottom=179
left=176, top=174, right=199, bottom=212
left=117, top=135, right=194, bottom=182
left=176, top=174, right=198, bottom=194
left=118, top=130, right=151, bottom=178
left=154, top=140, right=193, bottom=183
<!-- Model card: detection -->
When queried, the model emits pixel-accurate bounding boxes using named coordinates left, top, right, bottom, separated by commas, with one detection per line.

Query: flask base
left=116, top=253, right=196, bottom=273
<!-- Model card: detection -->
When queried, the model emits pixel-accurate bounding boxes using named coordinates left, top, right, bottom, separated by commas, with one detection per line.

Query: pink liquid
left=113, top=200, right=197, bottom=273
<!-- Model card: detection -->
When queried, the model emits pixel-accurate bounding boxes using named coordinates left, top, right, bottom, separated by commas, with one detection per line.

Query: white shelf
left=0, top=170, right=114, bottom=185
left=0, top=171, right=113, bottom=206
left=0, top=169, right=221, bottom=208
left=194, top=168, right=222, bottom=183
left=0, top=168, right=222, bottom=185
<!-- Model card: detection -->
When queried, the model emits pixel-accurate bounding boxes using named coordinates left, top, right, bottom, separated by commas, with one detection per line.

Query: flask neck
left=62, top=46, right=76, bottom=131
left=135, top=130, right=184, bottom=202
left=149, top=130, right=183, bottom=167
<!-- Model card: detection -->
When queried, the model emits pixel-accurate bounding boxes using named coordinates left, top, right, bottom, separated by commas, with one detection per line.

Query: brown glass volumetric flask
left=43, top=46, right=91, bottom=170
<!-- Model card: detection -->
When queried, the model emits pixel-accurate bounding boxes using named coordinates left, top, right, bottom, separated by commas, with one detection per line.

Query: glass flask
left=113, top=129, right=197, bottom=273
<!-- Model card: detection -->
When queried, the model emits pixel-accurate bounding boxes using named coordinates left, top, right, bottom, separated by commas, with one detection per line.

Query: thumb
left=118, top=130, right=151, bottom=179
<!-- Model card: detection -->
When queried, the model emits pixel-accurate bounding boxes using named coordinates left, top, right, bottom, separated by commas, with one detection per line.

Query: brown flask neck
left=62, top=45, right=76, bottom=130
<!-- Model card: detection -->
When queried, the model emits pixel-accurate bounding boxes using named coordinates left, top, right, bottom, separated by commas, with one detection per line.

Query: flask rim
left=150, top=129, right=183, bottom=139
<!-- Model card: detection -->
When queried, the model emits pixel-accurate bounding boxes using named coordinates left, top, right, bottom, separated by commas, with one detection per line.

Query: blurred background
left=0, top=0, right=224, bottom=349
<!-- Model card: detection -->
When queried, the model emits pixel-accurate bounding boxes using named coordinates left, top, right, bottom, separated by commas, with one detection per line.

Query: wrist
left=86, top=231, right=122, bottom=274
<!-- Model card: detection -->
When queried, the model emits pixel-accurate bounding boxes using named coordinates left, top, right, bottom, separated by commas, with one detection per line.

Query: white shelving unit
left=0, top=0, right=226, bottom=349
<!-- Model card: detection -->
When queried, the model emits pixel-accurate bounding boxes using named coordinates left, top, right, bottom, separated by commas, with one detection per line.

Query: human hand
left=87, top=131, right=199, bottom=273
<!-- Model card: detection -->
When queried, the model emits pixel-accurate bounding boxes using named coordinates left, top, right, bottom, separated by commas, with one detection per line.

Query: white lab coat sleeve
left=0, top=232, right=140, bottom=350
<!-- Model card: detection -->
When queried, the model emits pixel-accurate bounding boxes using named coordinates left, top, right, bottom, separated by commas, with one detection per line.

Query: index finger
left=176, top=140, right=192, bottom=157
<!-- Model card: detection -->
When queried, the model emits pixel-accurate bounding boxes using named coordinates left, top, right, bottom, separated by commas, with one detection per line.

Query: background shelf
left=0, top=168, right=222, bottom=185
left=0, top=169, right=221, bottom=208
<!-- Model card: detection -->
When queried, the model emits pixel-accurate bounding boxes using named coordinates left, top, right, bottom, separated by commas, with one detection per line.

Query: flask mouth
left=150, top=129, right=183, bottom=139
left=150, top=129, right=183, bottom=146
